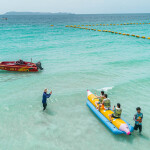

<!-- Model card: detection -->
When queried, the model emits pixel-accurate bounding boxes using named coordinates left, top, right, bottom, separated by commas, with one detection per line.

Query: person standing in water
left=133, top=107, right=143, bottom=134
left=42, top=88, right=52, bottom=111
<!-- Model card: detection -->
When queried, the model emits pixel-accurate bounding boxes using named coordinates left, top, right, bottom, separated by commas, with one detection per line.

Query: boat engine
left=36, top=62, right=43, bottom=70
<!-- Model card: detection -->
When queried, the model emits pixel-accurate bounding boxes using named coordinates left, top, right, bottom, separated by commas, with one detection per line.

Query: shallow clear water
left=0, top=14, right=150, bottom=150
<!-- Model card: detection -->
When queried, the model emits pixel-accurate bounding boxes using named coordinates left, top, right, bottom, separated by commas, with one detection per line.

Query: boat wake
left=97, top=86, right=114, bottom=92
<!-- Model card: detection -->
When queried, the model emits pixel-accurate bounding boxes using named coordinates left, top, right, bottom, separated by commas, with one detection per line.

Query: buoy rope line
left=66, top=26, right=150, bottom=40
left=66, top=22, right=150, bottom=27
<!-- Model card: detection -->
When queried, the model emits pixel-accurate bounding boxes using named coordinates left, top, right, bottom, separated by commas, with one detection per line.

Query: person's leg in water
left=134, top=124, right=139, bottom=132
left=139, top=125, right=142, bottom=134
left=43, top=103, right=47, bottom=111
left=134, top=124, right=138, bottom=130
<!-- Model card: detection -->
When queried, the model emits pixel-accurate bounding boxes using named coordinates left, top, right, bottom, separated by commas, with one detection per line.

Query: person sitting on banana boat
left=96, top=94, right=111, bottom=111
left=109, top=103, right=122, bottom=123
left=94, top=91, right=105, bottom=110
left=101, top=94, right=111, bottom=110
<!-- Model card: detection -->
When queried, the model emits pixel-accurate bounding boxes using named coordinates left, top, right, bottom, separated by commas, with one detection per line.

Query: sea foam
left=97, top=86, right=113, bottom=92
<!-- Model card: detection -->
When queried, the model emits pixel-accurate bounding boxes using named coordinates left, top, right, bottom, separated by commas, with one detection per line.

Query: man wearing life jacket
left=109, top=103, right=122, bottom=122
left=133, top=107, right=143, bottom=134
left=102, top=94, right=111, bottom=110
left=95, top=91, right=105, bottom=110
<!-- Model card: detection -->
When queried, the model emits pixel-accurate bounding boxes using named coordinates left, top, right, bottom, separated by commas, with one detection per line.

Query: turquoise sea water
left=0, top=14, right=150, bottom=150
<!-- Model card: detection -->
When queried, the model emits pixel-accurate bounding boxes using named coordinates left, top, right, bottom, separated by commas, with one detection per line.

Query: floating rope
left=66, top=25, right=150, bottom=40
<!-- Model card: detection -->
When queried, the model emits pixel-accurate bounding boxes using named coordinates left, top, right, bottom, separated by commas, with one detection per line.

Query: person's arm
left=95, top=92, right=99, bottom=98
left=46, top=91, right=52, bottom=98
left=95, top=95, right=99, bottom=98
left=93, top=98, right=99, bottom=100
left=133, top=114, right=137, bottom=121
left=141, top=113, right=143, bottom=119
left=139, top=113, right=143, bottom=123
left=113, top=106, right=115, bottom=111
left=46, top=94, right=51, bottom=98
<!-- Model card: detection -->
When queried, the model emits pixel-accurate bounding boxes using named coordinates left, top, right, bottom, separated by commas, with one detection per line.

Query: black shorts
left=43, top=103, right=47, bottom=110
left=134, top=124, right=142, bottom=132
left=43, top=103, right=47, bottom=107
left=112, top=114, right=120, bottom=118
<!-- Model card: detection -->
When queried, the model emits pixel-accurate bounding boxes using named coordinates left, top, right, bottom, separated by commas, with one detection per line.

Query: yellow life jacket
left=114, top=107, right=122, bottom=118
left=99, top=96, right=104, bottom=103
left=103, top=98, right=111, bottom=108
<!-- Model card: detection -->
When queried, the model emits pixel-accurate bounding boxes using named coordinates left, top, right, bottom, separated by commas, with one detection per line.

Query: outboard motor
left=36, top=62, right=43, bottom=70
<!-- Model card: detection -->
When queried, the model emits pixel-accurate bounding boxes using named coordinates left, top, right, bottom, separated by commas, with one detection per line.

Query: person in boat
left=15, top=59, right=25, bottom=65
left=95, top=91, right=105, bottom=110
left=97, top=94, right=111, bottom=111
left=109, top=103, right=122, bottom=122
left=133, top=107, right=143, bottom=134
left=42, top=88, right=52, bottom=111
left=102, top=94, right=111, bottom=110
